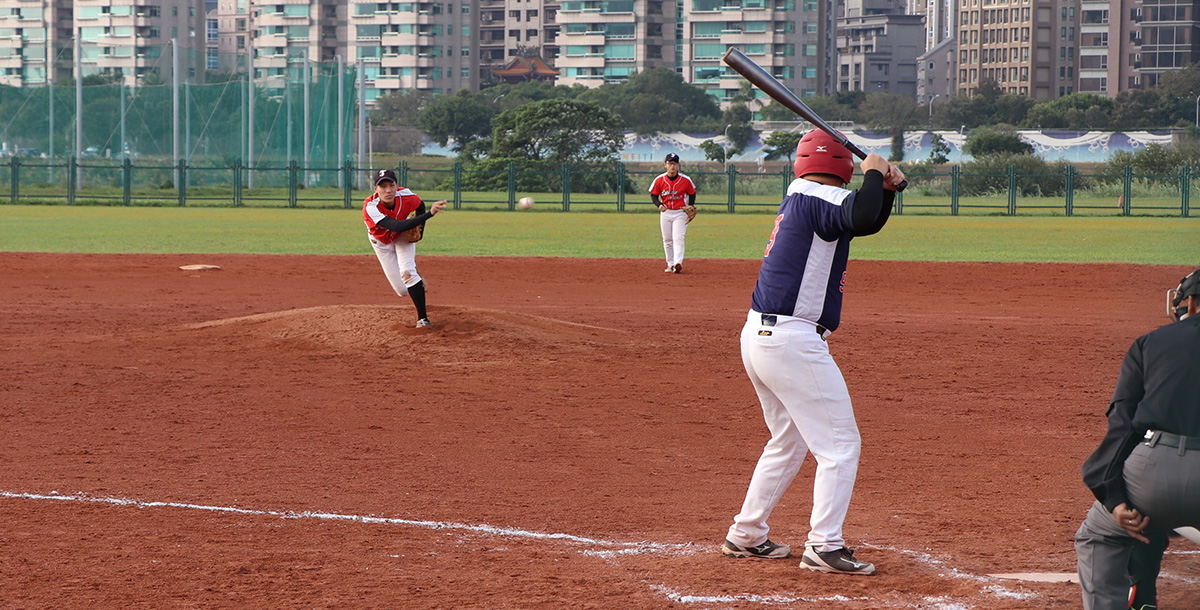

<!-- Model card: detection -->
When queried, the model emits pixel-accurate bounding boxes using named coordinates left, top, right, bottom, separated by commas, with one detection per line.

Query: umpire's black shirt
left=1082, top=315, right=1200, bottom=511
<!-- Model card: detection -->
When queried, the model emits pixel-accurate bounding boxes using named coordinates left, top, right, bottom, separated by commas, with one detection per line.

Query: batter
left=722, top=131, right=904, bottom=575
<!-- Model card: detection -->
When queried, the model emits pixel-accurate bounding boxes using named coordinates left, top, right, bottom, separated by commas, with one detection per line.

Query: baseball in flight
left=518, top=197, right=534, bottom=210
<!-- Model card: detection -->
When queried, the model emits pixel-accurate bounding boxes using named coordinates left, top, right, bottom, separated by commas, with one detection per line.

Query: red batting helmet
left=794, top=130, right=854, bottom=184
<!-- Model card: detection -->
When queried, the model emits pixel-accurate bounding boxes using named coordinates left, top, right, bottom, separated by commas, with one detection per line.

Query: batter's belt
left=759, top=312, right=829, bottom=338
left=1145, top=430, right=1200, bottom=451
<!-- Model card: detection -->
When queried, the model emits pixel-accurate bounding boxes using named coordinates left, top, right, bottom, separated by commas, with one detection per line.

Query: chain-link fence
left=0, top=157, right=1195, bottom=216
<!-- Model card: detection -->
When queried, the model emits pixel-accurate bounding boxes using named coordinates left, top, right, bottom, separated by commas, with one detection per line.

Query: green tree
left=699, top=139, right=726, bottom=164
left=1111, top=90, right=1164, bottom=129
left=1154, top=62, right=1200, bottom=98
left=417, top=89, right=497, bottom=153
left=489, top=98, right=625, bottom=163
left=761, top=131, right=803, bottom=163
left=371, top=89, right=434, bottom=126
left=578, top=68, right=721, bottom=134
left=722, top=103, right=756, bottom=156
left=860, top=93, right=920, bottom=162
left=963, top=126, right=1033, bottom=157
left=928, top=133, right=950, bottom=164
left=1022, top=93, right=1113, bottom=129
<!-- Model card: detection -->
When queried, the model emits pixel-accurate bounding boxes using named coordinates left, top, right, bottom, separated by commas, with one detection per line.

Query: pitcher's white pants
left=659, top=209, right=688, bottom=267
left=369, top=236, right=422, bottom=298
left=727, top=310, right=861, bottom=553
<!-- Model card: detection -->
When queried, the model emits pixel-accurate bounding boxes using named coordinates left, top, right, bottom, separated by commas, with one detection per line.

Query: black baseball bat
left=722, top=48, right=907, bottom=192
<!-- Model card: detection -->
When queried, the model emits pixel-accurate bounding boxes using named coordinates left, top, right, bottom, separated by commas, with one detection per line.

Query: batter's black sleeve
left=842, top=170, right=894, bottom=236
left=651, top=194, right=662, bottom=206
left=1081, top=339, right=1146, bottom=511
left=688, top=193, right=696, bottom=205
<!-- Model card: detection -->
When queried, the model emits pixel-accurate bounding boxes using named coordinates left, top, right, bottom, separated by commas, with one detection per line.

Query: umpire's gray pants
left=1075, top=442, right=1200, bottom=610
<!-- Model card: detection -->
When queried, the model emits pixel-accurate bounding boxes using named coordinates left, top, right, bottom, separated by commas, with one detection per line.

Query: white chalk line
left=0, top=490, right=692, bottom=555
left=3, top=490, right=1050, bottom=608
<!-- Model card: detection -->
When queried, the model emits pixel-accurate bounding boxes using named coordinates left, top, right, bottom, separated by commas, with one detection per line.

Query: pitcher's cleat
left=800, top=547, right=875, bottom=575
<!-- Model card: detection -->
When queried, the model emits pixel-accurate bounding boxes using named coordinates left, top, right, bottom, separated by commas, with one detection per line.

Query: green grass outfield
left=1, top=204, right=1196, bottom=264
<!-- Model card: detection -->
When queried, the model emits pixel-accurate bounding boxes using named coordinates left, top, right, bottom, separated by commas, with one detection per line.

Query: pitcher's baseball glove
left=683, top=205, right=697, bottom=224
left=402, top=225, right=423, bottom=243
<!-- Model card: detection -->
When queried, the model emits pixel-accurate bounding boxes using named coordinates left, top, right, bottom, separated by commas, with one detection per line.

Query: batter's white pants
left=369, top=236, right=423, bottom=298
left=659, top=209, right=688, bottom=267
left=728, top=310, right=861, bottom=553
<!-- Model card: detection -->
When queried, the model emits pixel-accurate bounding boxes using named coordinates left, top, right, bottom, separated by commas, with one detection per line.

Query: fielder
left=1075, top=269, right=1200, bottom=610
left=363, top=168, right=446, bottom=328
left=722, top=131, right=904, bottom=576
left=648, top=152, right=697, bottom=274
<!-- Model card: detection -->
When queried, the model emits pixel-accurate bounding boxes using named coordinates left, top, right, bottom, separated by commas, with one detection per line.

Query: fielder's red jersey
left=363, top=188, right=422, bottom=245
left=648, top=173, right=697, bottom=210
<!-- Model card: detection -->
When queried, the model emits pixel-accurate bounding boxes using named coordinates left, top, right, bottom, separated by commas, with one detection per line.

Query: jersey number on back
left=763, top=214, right=785, bottom=258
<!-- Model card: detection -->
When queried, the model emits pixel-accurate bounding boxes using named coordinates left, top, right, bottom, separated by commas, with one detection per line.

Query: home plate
left=179, top=264, right=221, bottom=271
left=989, top=573, right=1079, bottom=583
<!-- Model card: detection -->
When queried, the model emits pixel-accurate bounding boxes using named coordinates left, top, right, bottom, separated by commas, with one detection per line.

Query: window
left=802, top=44, right=816, bottom=55
left=509, top=29, right=519, bottom=38
left=526, top=28, right=537, bottom=38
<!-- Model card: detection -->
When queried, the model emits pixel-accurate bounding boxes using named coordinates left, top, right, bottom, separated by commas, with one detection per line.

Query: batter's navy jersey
left=751, top=179, right=860, bottom=332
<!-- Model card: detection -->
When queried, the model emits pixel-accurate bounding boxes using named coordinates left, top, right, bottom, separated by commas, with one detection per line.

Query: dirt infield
left=2, top=252, right=1197, bottom=609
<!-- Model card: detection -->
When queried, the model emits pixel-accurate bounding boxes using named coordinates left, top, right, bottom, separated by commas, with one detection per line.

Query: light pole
left=1194, top=93, right=1199, bottom=127
left=723, top=124, right=731, bottom=172
left=928, top=94, right=940, bottom=123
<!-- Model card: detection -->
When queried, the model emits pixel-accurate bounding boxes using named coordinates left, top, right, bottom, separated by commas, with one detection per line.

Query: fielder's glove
left=683, top=205, right=697, bottom=224
left=402, top=225, right=423, bottom=243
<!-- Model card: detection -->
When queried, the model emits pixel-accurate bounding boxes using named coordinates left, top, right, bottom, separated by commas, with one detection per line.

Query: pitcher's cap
left=664, top=153, right=680, bottom=163
left=374, top=168, right=397, bottom=185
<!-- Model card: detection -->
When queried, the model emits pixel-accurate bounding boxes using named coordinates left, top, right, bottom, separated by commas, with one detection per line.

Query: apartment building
left=955, top=0, right=1077, bottom=98
left=345, top=0, right=478, bottom=100
left=837, top=0, right=924, bottom=97
left=0, top=0, right=71, bottom=85
left=680, top=0, right=837, bottom=101
left=552, top=0, right=675, bottom=86
left=478, top=0, right=559, bottom=82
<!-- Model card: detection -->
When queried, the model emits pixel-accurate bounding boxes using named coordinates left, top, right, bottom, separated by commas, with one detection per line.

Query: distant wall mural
left=424, top=130, right=1178, bottom=165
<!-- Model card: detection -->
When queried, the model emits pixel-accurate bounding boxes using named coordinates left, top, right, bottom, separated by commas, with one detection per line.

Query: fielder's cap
left=373, top=168, right=398, bottom=185
left=664, top=153, right=680, bottom=163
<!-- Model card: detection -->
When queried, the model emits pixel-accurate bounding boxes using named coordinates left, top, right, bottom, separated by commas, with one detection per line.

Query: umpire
left=1075, top=269, right=1200, bottom=610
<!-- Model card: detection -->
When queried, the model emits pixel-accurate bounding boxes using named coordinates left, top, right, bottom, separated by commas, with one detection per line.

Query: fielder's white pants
left=369, top=236, right=422, bottom=298
left=728, top=310, right=861, bottom=553
left=659, top=209, right=688, bottom=266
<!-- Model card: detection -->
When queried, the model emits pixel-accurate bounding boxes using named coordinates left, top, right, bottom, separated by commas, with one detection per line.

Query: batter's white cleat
left=416, top=318, right=432, bottom=328
left=800, top=547, right=875, bottom=575
left=664, top=264, right=675, bottom=273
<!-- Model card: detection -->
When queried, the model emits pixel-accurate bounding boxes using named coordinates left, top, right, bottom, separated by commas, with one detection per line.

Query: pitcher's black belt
left=1144, top=430, right=1200, bottom=450
left=761, top=313, right=827, bottom=336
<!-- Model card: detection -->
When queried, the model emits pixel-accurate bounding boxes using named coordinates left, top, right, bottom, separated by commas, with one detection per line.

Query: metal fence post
left=233, top=159, right=243, bottom=207
left=67, top=156, right=76, bottom=205
left=9, top=158, right=18, bottom=204
left=1182, top=166, right=1190, bottom=218
left=287, top=161, right=298, bottom=208
left=1064, top=164, right=1074, bottom=216
left=122, top=158, right=132, bottom=206
left=342, top=160, right=353, bottom=209
left=177, top=160, right=187, bottom=206
left=727, top=164, right=736, bottom=212
left=950, top=165, right=960, bottom=215
left=399, top=160, right=408, bottom=186
left=453, top=161, right=462, bottom=210
left=1122, top=165, right=1133, bottom=216
left=617, top=164, right=626, bottom=212
left=1007, top=165, right=1017, bottom=215
left=562, top=162, right=571, bottom=211
left=506, top=161, right=516, bottom=210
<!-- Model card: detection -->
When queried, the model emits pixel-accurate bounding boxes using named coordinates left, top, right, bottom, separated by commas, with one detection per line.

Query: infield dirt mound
left=177, top=305, right=628, bottom=358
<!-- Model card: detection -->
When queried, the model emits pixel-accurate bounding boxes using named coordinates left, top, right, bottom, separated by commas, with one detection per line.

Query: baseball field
left=1, top=206, right=1198, bottom=609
